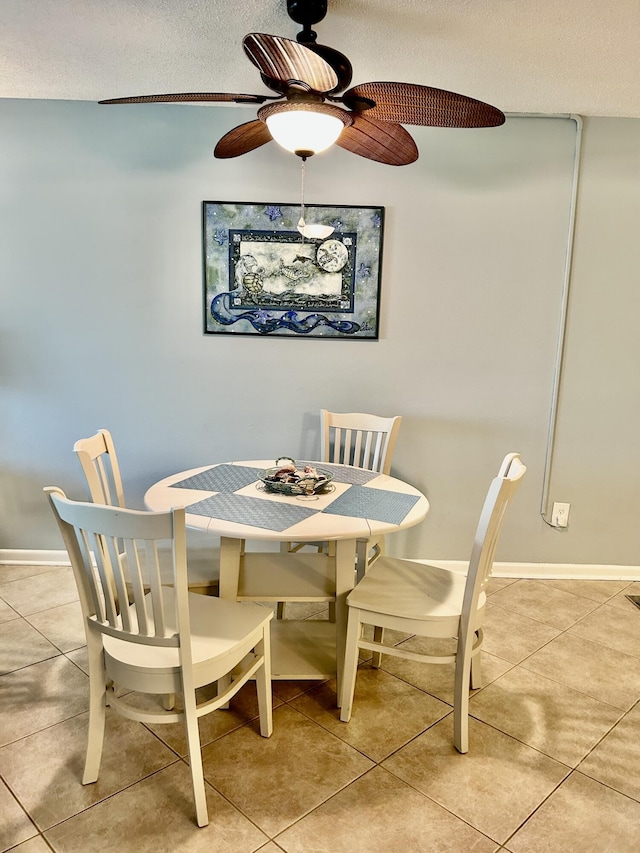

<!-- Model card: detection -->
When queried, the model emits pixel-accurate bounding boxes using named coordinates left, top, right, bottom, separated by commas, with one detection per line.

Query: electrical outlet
left=552, top=502, right=570, bottom=528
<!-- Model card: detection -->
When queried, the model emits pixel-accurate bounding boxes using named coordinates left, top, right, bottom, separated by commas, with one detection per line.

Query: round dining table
left=145, top=459, right=429, bottom=699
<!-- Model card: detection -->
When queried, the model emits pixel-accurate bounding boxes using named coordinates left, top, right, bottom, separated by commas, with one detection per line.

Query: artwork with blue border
left=203, top=201, right=384, bottom=339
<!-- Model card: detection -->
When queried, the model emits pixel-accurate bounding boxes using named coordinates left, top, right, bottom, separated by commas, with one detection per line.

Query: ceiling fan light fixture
left=259, top=101, right=351, bottom=157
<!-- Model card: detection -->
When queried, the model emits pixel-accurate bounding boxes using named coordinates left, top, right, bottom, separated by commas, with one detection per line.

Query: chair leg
left=275, top=546, right=286, bottom=617
left=83, top=632, right=107, bottom=784
left=339, top=609, right=362, bottom=722
left=470, top=647, right=482, bottom=690
left=217, top=673, right=232, bottom=709
left=182, top=689, right=209, bottom=827
left=453, top=648, right=472, bottom=754
left=255, top=632, right=273, bottom=738
left=356, top=540, right=368, bottom=583
left=371, top=626, right=384, bottom=668
left=356, top=536, right=385, bottom=582
left=163, top=693, right=176, bottom=710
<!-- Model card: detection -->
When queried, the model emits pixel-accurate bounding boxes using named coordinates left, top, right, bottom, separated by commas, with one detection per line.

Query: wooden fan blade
left=336, top=114, right=418, bottom=165
left=342, top=82, right=505, bottom=128
left=243, top=33, right=338, bottom=93
left=99, top=92, right=276, bottom=105
left=214, top=119, right=273, bottom=158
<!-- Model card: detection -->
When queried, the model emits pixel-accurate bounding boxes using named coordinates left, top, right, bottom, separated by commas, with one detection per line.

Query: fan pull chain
left=296, top=159, right=334, bottom=241
left=299, top=157, right=307, bottom=242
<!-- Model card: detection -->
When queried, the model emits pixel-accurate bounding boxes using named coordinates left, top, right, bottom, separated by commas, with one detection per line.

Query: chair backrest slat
left=45, top=488, right=186, bottom=648
left=320, top=410, right=402, bottom=475
left=121, top=536, right=150, bottom=633
left=93, top=530, right=122, bottom=627
left=369, top=431, right=384, bottom=471
left=144, top=538, right=169, bottom=637
left=351, top=429, right=363, bottom=466
left=332, top=427, right=344, bottom=464
left=358, top=430, right=378, bottom=471
left=77, top=526, right=110, bottom=623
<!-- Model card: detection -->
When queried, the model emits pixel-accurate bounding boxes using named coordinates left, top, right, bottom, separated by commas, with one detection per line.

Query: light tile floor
left=2, top=565, right=640, bottom=852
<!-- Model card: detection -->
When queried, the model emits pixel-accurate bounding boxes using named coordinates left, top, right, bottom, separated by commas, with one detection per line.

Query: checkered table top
left=167, top=461, right=423, bottom=533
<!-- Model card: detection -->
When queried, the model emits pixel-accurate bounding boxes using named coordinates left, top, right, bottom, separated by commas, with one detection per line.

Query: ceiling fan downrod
left=287, top=0, right=327, bottom=43
left=286, top=0, right=353, bottom=93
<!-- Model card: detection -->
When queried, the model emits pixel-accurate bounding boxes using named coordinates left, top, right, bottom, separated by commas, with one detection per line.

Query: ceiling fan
left=99, top=0, right=505, bottom=166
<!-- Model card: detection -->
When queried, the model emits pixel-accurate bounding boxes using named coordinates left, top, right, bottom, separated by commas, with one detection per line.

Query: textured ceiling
left=1, top=0, right=639, bottom=117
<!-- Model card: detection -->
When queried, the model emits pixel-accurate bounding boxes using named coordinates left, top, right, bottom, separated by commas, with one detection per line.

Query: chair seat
left=347, top=557, right=486, bottom=624
left=102, top=590, right=270, bottom=685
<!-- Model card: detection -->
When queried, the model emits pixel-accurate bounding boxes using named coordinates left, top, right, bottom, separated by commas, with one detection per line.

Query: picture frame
left=202, top=201, right=384, bottom=339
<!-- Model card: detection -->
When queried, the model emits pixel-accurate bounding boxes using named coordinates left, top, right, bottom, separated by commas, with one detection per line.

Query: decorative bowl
left=259, top=457, right=333, bottom=496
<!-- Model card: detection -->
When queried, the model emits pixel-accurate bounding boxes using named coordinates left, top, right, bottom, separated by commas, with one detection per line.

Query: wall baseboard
left=1, top=549, right=71, bottom=566
left=1, top=549, right=639, bottom=581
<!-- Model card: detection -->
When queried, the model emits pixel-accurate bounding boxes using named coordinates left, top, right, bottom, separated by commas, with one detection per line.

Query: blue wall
left=1, top=100, right=638, bottom=566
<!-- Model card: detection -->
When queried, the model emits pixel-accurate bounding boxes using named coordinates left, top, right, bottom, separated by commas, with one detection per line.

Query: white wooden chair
left=44, top=487, right=273, bottom=828
left=286, top=409, right=402, bottom=567
left=339, top=452, right=526, bottom=754
left=321, top=408, right=403, bottom=576
left=279, top=409, right=402, bottom=619
left=74, top=429, right=219, bottom=595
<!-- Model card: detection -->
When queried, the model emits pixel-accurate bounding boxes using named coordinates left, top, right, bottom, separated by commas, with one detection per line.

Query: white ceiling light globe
left=265, top=108, right=345, bottom=156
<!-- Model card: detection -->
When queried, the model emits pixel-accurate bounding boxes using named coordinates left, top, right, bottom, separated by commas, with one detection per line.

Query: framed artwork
left=202, top=201, right=384, bottom=339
